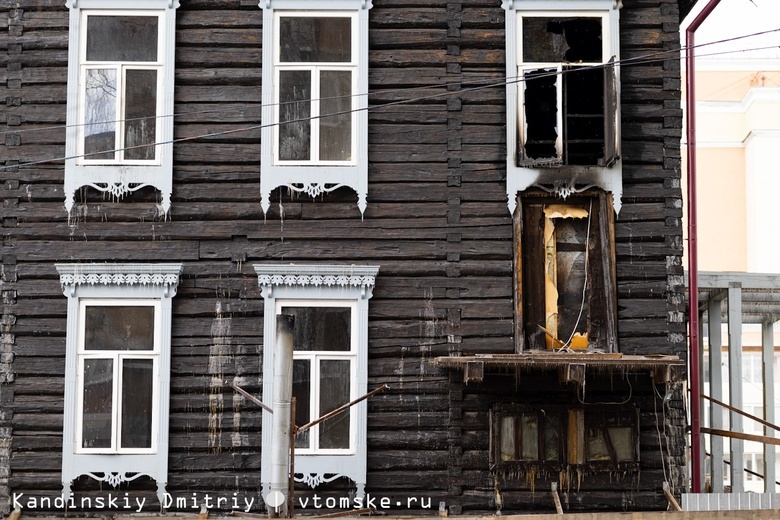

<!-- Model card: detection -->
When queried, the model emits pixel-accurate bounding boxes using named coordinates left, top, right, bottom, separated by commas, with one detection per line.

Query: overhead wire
left=2, top=28, right=779, bottom=171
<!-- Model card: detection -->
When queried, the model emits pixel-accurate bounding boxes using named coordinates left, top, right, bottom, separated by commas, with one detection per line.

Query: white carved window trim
left=64, top=0, right=180, bottom=216
left=503, top=0, right=623, bottom=214
left=260, top=0, right=372, bottom=215
left=75, top=298, right=162, bottom=455
left=255, top=264, right=379, bottom=499
left=57, top=263, right=182, bottom=506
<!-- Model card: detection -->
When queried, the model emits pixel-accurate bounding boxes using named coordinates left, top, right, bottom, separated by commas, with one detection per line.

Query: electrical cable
left=2, top=30, right=779, bottom=170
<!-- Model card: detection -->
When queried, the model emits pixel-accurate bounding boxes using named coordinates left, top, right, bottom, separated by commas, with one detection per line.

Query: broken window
left=585, top=410, right=639, bottom=465
left=491, top=405, right=638, bottom=471
left=515, top=190, right=617, bottom=351
left=518, top=14, right=618, bottom=167
left=491, top=406, right=563, bottom=468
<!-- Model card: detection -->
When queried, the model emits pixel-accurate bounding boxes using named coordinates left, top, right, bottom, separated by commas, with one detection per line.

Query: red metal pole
left=686, top=0, right=723, bottom=494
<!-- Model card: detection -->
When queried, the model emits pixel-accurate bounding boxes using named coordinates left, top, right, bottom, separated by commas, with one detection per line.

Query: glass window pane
left=124, top=69, right=158, bottom=161
left=319, top=359, right=350, bottom=449
left=85, top=306, right=155, bottom=351
left=522, top=17, right=602, bottom=63
left=608, top=427, right=634, bottom=462
left=283, top=307, right=351, bottom=352
left=84, top=68, right=117, bottom=160
left=500, top=416, right=516, bottom=461
left=86, top=16, right=158, bottom=62
left=520, top=414, right=538, bottom=460
left=280, top=17, right=351, bottom=63
left=543, top=414, right=561, bottom=462
left=278, top=70, right=311, bottom=161
left=293, top=359, right=311, bottom=449
left=82, top=358, right=113, bottom=449
left=121, top=359, right=153, bottom=448
left=319, top=70, right=352, bottom=161
left=587, top=427, right=611, bottom=461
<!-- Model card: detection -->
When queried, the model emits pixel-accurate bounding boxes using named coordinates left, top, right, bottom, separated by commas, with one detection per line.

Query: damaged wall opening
left=519, top=15, right=617, bottom=167
left=515, top=190, right=617, bottom=352
left=490, top=404, right=639, bottom=471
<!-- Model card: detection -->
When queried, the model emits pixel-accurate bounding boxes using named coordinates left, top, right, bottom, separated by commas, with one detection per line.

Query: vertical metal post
left=763, top=320, right=776, bottom=492
left=289, top=397, right=296, bottom=518
left=727, top=283, right=744, bottom=492
left=698, top=309, right=707, bottom=492
left=686, top=0, right=724, bottom=492
left=708, top=297, right=724, bottom=492
left=271, top=314, right=295, bottom=517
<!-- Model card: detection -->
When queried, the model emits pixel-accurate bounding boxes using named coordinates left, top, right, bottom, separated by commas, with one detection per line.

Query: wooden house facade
left=1, top=0, right=691, bottom=515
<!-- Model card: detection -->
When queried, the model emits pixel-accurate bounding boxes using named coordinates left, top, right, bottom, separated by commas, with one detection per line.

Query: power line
left=2, top=32, right=779, bottom=171
left=2, top=26, right=777, bottom=139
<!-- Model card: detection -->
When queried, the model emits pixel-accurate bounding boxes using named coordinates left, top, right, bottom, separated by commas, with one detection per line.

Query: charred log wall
left=0, top=0, right=684, bottom=515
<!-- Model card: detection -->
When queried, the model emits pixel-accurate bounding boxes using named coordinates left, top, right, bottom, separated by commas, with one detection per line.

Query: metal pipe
left=685, top=0, right=723, bottom=493
left=270, top=314, right=295, bottom=517
left=296, top=384, right=389, bottom=435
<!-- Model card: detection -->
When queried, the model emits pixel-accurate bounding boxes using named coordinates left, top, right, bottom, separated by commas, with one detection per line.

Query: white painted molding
left=64, top=0, right=179, bottom=216
left=255, top=264, right=378, bottom=503
left=56, top=262, right=181, bottom=508
left=259, top=1, right=372, bottom=215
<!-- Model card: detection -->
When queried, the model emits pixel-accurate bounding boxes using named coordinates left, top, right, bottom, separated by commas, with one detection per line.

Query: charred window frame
left=490, top=405, right=565, bottom=471
left=490, top=404, right=639, bottom=472
left=64, top=0, right=179, bottom=216
left=514, top=190, right=617, bottom=352
left=502, top=0, right=622, bottom=216
left=259, top=0, right=372, bottom=216
left=584, top=408, right=640, bottom=467
left=518, top=13, right=618, bottom=167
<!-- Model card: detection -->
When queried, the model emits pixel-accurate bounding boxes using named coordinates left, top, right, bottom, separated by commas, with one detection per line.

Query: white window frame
left=75, top=299, right=161, bottom=455
left=57, top=263, right=182, bottom=506
left=255, top=264, right=379, bottom=500
left=64, top=0, right=179, bottom=216
left=276, top=299, right=358, bottom=455
left=260, top=0, right=372, bottom=215
left=503, top=0, right=623, bottom=215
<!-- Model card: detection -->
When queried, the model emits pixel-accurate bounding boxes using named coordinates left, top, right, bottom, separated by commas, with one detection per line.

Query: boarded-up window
left=515, top=190, right=617, bottom=351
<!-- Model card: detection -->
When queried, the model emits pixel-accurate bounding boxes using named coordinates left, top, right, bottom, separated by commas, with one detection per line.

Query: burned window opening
left=543, top=205, right=590, bottom=349
left=585, top=410, right=639, bottom=465
left=516, top=191, right=617, bottom=352
left=519, top=16, right=617, bottom=168
left=522, top=18, right=603, bottom=63
left=491, top=407, right=565, bottom=468
left=491, top=405, right=638, bottom=472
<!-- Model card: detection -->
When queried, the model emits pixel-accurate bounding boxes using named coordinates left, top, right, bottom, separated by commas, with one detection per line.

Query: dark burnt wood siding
left=1, top=0, right=685, bottom=515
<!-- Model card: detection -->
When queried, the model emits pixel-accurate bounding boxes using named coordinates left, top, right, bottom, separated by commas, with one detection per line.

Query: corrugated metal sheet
left=683, top=493, right=780, bottom=511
